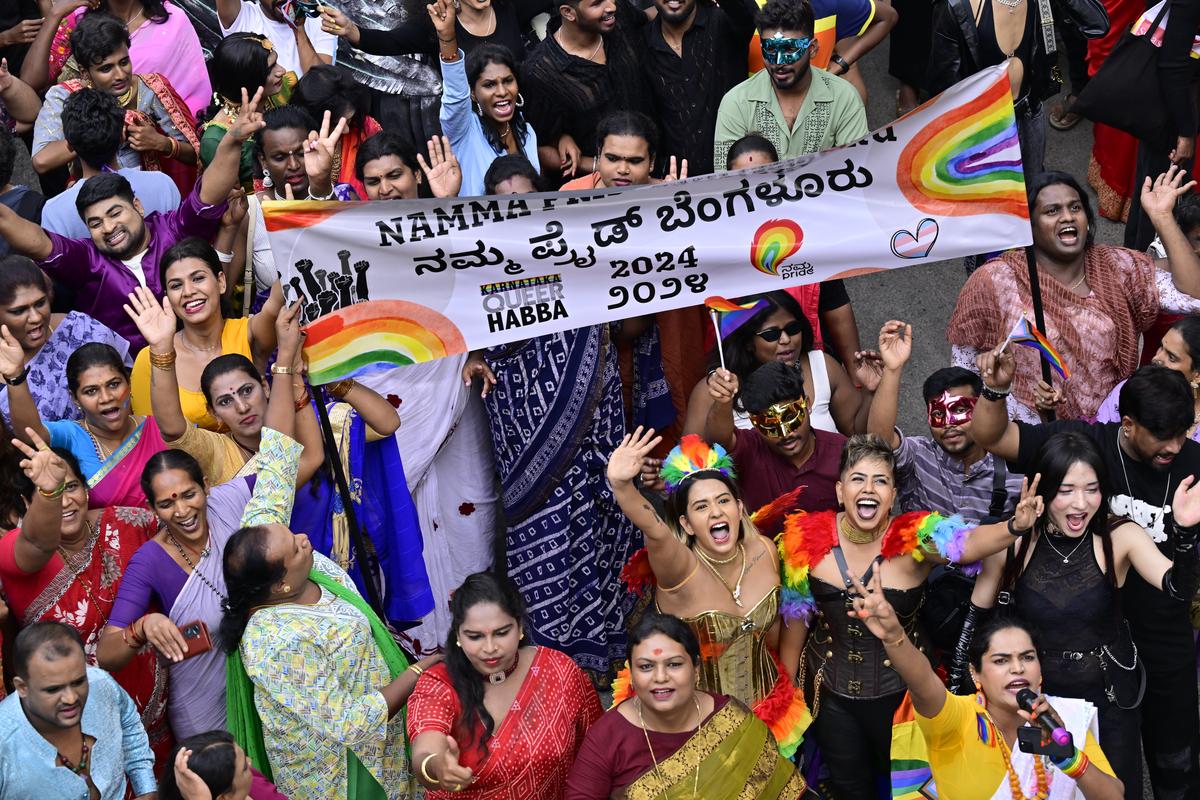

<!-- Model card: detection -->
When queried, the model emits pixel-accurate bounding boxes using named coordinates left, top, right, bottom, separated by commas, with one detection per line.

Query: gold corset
left=676, top=588, right=780, bottom=707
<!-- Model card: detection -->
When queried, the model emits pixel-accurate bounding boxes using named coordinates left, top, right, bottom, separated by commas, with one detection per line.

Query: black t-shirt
left=1014, top=420, right=1199, bottom=670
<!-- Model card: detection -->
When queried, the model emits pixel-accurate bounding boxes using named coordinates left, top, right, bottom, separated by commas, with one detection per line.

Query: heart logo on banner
left=890, top=218, right=940, bottom=259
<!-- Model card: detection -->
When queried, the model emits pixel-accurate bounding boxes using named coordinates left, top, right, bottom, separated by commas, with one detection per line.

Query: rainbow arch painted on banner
left=303, top=299, right=467, bottom=383
left=897, top=71, right=1029, bottom=218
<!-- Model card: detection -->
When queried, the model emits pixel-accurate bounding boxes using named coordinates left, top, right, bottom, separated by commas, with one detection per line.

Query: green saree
left=621, top=700, right=808, bottom=799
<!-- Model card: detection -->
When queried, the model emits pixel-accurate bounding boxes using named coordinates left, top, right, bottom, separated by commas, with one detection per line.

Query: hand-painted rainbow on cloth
left=777, top=510, right=978, bottom=625
left=749, top=219, right=804, bottom=276
left=897, top=71, right=1029, bottom=218
left=303, top=299, right=468, bottom=384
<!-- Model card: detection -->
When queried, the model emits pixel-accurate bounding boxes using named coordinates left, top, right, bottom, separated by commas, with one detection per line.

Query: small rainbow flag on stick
left=1002, top=315, right=1070, bottom=379
left=704, top=296, right=769, bottom=371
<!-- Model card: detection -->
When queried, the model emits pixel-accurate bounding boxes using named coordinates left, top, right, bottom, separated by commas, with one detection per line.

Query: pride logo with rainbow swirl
left=896, top=72, right=1029, bottom=219
left=750, top=219, right=805, bottom=276
left=303, top=299, right=467, bottom=384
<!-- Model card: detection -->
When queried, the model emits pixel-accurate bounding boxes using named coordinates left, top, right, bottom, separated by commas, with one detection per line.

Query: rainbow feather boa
left=777, top=510, right=979, bottom=625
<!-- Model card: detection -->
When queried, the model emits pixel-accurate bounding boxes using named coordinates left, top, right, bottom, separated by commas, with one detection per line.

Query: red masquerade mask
left=927, top=391, right=977, bottom=428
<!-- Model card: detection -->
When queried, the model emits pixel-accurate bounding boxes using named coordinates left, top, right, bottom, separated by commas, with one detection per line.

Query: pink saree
left=87, top=416, right=168, bottom=510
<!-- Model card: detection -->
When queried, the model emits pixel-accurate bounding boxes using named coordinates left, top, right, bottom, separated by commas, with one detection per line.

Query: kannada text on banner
left=264, top=63, right=1031, bottom=384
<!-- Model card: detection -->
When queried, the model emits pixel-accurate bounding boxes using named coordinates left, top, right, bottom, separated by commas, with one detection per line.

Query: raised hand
left=0, top=19, right=43, bottom=49
left=846, top=561, right=904, bottom=643
left=48, top=0, right=95, bottom=21
left=426, top=0, right=456, bottom=41
left=172, top=747, right=214, bottom=800
left=877, top=320, right=912, bottom=371
left=558, top=134, right=581, bottom=178
left=139, top=613, right=190, bottom=662
left=707, top=368, right=739, bottom=406
left=222, top=188, right=249, bottom=228
left=318, top=4, right=361, bottom=43
left=418, top=135, right=462, bottom=199
left=304, top=110, right=349, bottom=196
left=227, top=87, right=267, bottom=143
left=663, top=156, right=688, bottom=183
left=852, top=349, right=885, bottom=393
left=439, top=736, right=475, bottom=792
left=123, top=286, right=177, bottom=353
left=276, top=300, right=304, bottom=362
left=607, top=426, right=663, bottom=485
left=1032, top=379, right=1062, bottom=414
left=977, top=344, right=1016, bottom=391
left=12, top=428, right=69, bottom=495
left=1141, top=164, right=1198, bottom=220
left=461, top=351, right=496, bottom=399
left=1172, top=475, right=1200, bottom=528
left=0, top=57, right=17, bottom=91
left=1011, top=473, right=1043, bottom=532
left=0, top=324, right=26, bottom=380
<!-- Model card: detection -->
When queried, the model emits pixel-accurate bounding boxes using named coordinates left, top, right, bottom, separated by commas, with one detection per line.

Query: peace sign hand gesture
left=227, top=87, right=267, bottom=143
left=1011, top=473, right=1043, bottom=532
left=304, top=110, right=349, bottom=196
left=12, top=428, right=69, bottom=495
left=607, top=426, right=662, bottom=486
left=845, top=560, right=905, bottom=644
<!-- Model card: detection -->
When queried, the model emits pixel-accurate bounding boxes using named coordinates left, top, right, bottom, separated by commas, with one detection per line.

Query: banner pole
left=709, top=309, right=727, bottom=372
left=1024, top=243, right=1055, bottom=421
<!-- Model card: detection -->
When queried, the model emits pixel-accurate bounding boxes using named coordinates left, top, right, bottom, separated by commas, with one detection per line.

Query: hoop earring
left=516, top=93, right=525, bottom=108
left=262, top=168, right=273, bottom=188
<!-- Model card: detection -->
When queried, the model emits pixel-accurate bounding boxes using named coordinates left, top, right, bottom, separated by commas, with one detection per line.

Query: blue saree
left=484, top=324, right=642, bottom=672
left=291, top=401, right=435, bottom=624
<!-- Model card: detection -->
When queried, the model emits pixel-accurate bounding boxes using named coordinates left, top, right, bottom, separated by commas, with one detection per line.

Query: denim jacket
left=0, top=667, right=156, bottom=800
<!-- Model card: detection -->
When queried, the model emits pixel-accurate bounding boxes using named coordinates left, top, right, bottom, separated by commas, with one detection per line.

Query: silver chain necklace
left=1116, top=429, right=1171, bottom=539
left=1042, top=527, right=1089, bottom=564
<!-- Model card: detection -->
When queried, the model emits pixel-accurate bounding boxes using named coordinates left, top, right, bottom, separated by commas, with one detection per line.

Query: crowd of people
left=0, top=0, right=1198, bottom=798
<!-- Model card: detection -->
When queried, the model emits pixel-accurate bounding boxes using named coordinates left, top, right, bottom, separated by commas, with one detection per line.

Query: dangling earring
left=974, top=679, right=986, bottom=709
left=473, top=100, right=485, bottom=117
left=516, top=93, right=525, bottom=108
left=262, top=168, right=274, bottom=188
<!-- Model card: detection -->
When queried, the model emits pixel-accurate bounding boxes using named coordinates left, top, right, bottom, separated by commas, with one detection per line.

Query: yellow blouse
left=917, top=691, right=1115, bottom=800
left=131, top=317, right=252, bottom=431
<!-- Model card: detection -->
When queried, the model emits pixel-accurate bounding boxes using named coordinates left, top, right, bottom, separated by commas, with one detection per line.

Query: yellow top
left=131, top=317, right=253, bottom=431
left=917, top=691, right=1115, bottom=800
left=167, top=424, right=253, bottom=486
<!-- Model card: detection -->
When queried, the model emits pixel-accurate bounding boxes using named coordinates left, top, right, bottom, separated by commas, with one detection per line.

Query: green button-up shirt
left=713, top=66, right=868, bottom=167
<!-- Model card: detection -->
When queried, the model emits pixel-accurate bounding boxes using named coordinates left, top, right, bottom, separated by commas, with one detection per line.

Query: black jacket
left=927, top=0, right=1109, bottom=107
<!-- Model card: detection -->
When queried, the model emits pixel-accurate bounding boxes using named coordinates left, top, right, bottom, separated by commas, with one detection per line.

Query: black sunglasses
left=755, top=320, right=806, bottom=343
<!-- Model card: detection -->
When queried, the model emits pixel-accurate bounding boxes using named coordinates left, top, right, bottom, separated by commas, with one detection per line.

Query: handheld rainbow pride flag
left=704, top=296, right=770, bottom=372
left=1002, top=315, right=1070, bottom=380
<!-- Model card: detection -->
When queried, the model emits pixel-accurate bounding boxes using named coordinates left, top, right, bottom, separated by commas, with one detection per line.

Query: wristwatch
left=4, top=366, right=29, bottom=386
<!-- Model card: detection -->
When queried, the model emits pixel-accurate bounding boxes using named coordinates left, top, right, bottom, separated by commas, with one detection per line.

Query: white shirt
left=220, top=2, right=336, bottom=77
left=121, top=249, right=149, bottom=288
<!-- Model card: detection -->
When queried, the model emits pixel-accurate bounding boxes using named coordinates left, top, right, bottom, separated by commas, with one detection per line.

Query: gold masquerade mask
left=749, top=397, right=808, bottom=439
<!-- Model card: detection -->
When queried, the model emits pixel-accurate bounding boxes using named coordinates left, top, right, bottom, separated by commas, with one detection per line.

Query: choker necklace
left=695, top=542, right=747, bottom=606
left=1042, top=525, right=1089, bottom=564
left=484, top=654, right=520, bottom=685
left=838, top=513, right=883, bottom=545
left=693, top=542, right=739, bottom=565
left=638, top=695, right=702, bottom=798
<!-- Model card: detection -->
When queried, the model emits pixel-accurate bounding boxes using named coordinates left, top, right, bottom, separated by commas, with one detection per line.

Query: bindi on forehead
left=652, top=648, right=662, bottom=656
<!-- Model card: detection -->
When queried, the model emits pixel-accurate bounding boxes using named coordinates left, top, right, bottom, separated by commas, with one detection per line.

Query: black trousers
left=1141, top=664, right=1200, bottom=800
left=812, top=690, right=905, bottom=799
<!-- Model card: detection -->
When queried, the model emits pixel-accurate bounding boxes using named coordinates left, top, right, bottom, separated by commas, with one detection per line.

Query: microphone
left=1016, top=689, right=1071, bottom=747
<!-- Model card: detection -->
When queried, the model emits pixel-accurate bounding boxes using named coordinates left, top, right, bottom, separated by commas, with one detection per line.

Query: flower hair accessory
left=659, top=435, right=736, bottom=493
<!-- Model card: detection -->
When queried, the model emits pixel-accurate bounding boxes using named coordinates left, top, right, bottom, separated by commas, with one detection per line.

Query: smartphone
left=1016, top=725, right=1074, bottom=761
left=179, top=620, right=213, bottom=661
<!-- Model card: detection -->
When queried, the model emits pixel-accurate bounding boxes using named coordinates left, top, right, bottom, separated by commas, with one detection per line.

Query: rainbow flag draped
left=705, top=296, right=770, bottom=339
left=1005, top=316, right=1070, bottom=379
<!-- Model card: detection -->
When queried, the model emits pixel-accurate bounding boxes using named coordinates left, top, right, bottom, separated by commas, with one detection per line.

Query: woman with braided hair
left=607, top=427, right=810, bottom=758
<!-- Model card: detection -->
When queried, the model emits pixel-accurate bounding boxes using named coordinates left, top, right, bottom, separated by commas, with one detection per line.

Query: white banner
left=265, top=64, right=1031, bottom=384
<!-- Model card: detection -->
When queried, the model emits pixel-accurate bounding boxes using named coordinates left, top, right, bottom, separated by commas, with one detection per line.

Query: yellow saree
left=621, top=700, right=807, bottom=800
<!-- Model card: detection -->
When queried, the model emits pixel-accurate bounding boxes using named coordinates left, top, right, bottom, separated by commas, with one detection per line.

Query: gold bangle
left=886, top=634, right=906, bottom=648
left=328, top=378, right=354, bottom=399
left=37, top=480, right=67, bottom=499
left=148, top=350, right=177, bottom=370
left=271, top=364, right=294, bottom=375
left=419, top=752, right=440, bottom=786
left=409, top=664, right=424, bottom=676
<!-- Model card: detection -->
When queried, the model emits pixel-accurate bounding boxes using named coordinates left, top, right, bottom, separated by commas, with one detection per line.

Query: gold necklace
left=458, top=7, right=497, bottom=36
left=1068, top=270, right=1087, bottom=291
left=695, top=542, right=747, bottom=606
left=838, top=513, right=883, bottom=545
left=177, top=331, right=221, bottom=355
left=693, top=542, right=738, bottom=565
left=637, top=696, right=702, bottom=798
left=115, top=80, right=138, bottom=109
left=81, top=416, right=135, bottom=461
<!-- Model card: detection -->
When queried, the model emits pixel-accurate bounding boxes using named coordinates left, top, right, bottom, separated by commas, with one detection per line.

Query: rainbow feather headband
left=659, top=435, right=736, bottom=493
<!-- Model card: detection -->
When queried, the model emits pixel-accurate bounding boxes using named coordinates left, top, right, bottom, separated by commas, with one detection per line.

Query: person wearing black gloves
left=971, top=351, right=1200, bottom=799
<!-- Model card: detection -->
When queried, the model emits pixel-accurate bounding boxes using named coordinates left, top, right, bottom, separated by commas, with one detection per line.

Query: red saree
left=0, top=506, right=171, bottom=767
left=61, top=73, right=201, bottom=197
left=407, top=646, right=603, bottom=799
left=336, top=116, right=383, bottom=200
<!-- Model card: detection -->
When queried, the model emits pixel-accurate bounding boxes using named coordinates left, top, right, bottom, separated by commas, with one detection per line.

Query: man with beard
left=0, top=622, right=155, bottom=799
left=0, top=87, right=263, bottom=351
left=706, top=359, right=845, bottom=512
left=638, top=0, right=759, bottom=176
left=973, top=354, right=1200, bottom=799
left=712, top=0, right=865, bottom=169
left=521, top=0, right=653, bottom=185
left=217, top=0, right=335, bottom=76
left=867, top=320, right=1024, bottom=523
